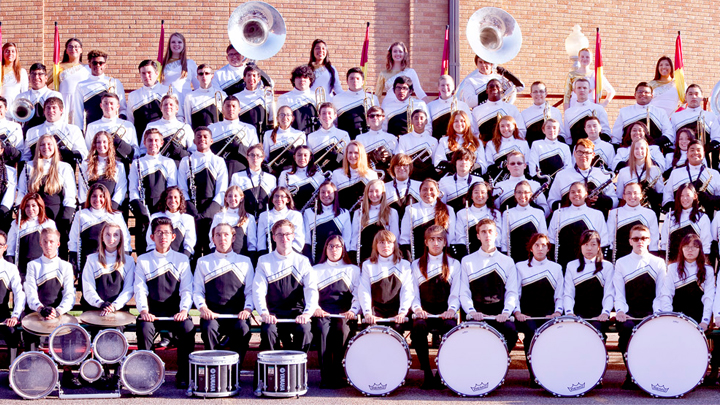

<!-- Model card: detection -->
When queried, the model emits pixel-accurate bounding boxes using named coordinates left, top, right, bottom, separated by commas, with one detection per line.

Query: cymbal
left=80, top=311, right=136, bottom=327
left=21, top=312, right=79, bottom=336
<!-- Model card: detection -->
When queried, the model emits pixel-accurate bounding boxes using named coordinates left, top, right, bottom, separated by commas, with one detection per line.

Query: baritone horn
left=466, top=7, right=522, bottom=65
left=228, top=1, right=286, bottom=62
left=10, top=98, right=35, bottom=123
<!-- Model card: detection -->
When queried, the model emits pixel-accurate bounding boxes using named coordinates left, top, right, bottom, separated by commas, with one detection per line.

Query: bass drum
left=9, top=351, right=59, bottom=400
left=343, top=326, right=411, bottom=396
left=119, top=350, right=165, bottom=396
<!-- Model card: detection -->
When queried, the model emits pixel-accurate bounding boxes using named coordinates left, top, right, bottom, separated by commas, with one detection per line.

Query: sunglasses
left=630, top=236, right=650, bottom=242
left=91, top=60, right=107, bottom=66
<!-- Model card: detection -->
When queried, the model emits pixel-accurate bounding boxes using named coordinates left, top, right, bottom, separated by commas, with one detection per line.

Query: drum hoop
left=93, top=329, right=129, bottom=364
left=343, top=326, right=411, bottom=396
left=119, top=350, right=165, bottom=395
left=9, top=351, right=59, bottom=400
left=350, top=325, right=408, bottom=348
left=189, top=350, right=240, bottom=365
left=257, top=350, right=307, bottom=363
left=48, top=323, right=92, bottom=365
left=80, top=358, right=104, bottom=382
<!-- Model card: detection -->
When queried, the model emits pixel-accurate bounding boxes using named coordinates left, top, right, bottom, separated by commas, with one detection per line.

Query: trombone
left=315, top=87, right=326, bottom=111
left=406, top=98, right=415, bottom=133
left=268, top=133, right=304, bottom=168
left=159, top=127, right=185, bottom=156
left=363, top=86, right=375, bottom=115
left=263, top=86, right=275, bottom=130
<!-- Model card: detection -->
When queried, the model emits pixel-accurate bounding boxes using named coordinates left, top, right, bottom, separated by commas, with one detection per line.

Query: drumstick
left=411, top=313, right=460, bottom=320
left=322, top=314, right=347, bottom=319
left=363, top=317, right=410, bottom=324
left=469, top=315, right=516, bottom=322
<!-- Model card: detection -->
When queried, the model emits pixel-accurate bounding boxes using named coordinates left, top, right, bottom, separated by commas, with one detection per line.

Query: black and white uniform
left=432, top=137, right=487, bottom=174
left=471, top=100, right=526, bottom=143
left=193, top=251, right=254, bottom=364
left=7, top=218, right=56, bottom=279
left=662, top=163, right=720, bottom=209
left=615, top=164, right=664, bottom=211
left=256, top=207, right=305, bottom=254
left=25, top=255, right=75, bottom=315
left=210, top=210, right=257, bottom=255
left=400, top=200, right=456, bottom=262
left=564, top=258, right=614, bottom=334
left=0, top=164, right=17, bottom=233
left=606, top=205, right=659, bottom=259
left=664, top=151, right=706, bottom=176
left=16, top=160, right=77, bottom=228
left=547, top=165, right=617, bottom=213
left=134, top=249, right=194, bottom=380
left=453, top=205, right=502, bottom=257
left=236, top=88, right=269, bottom=137
left=356, top=129, right=398, bottom=177
left=613, top=251, right=666, bottom=354
left=563, top=100, right=611, bottom=145
left=81, top=251, right=135, bottom=312
left=15, top=87, right=63, bottom=133
left=0, top=118, right=24, bottom=166
left=278, top=167, right=328, bottom=212
left=331, top=89, right=378, bottom=139
left=78, top=157, right=128, bottom=209
left=660, top=209, right=712, bottom=261
left=310, top=65, right=342, bottom=96
left=548, top=204, right=609, bottom=269
left=660, top=262, right=714, bottom=326
left=230, top=168, right=276, bottom=219
left=85, top=116, right=139, bottom=164
left=0, top=259, right=25, bottom=348
left=208, top=119, right=259, bottom=176
left=611, top=145, right=665, bottom=172
left=69, top=209, right=130, bottom=275
left=307, top=126, right=351, bottom=173
left=331, top=168, right=378, bottom=210
left=528, top=138, right=571, bottom=177
left=385, top=178, right=421, bottom=221
left=358, top=255, right=413, bottom=333
left=459, top=248, right=518, bottom=350
left=377, top=68, right=428, bottom=103
left=253, top=250, right=317, bottom=351
left=410, top=253, right=461, bottom=375
left=146, top=211, right=197, bottom=258
left=23, top=120, right=88, bottom=164
left=501, top=205, right=548, bottom=263
left=304, top=205, right=352, bottom=265
left=349, top=204, right=400, bottom=264
left=1, top=67, right=28, bottom=108
left=127, top=83, right=168, bottom=137
left=611, top=103, right=674, bottom=145
left=312, top=260, right=360, bottom=384
left=456, top=72, right=512, bottom=109
left=72, top=75, right=127, bottom=130
left=589, top=138, right=615, bottom=168
left=438, top=173, right=482, bottom=213
left=182, top=86, right=227, bottom=130
left=494, top=176, right=550, bottom=215
left=671, top=107, right=717, bottom=140
left=521, top=102, right=567, bottom=146
left=263, top=127, right=305, bottom=175
left=161, top=59, right=200, bottom=107
left=381, top=96, right=430, bottom=136
left=395, top=131, right=438, bottom=182
left=427, top=96, right=476, bottom=140
left=277, top=88, right=318, bottom=135
left=485, top=137, right=529, bottom=168
left=142, top=118, right=194, bottom=162
left=211, top=64, right=253, bottom=96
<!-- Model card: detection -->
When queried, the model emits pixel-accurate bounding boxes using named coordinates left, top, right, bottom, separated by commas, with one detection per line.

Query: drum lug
left=185, top=386, right=193, bottom=397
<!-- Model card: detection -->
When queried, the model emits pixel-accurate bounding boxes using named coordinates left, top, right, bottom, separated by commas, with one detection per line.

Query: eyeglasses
left=274, top=232, right=294, bottom=238
left=29, top=72, right=47, bottom=77
left=575, top=151, right=594, bottom=157
left=507, top=161, right=524, bottom=166
left=154, top=231, right=174, bottom=237
left=197, top=71, right=213, bottom=76
left=328, top=244, right=344, bottom=250
left=278, top=113, right=293, bottom=118
left=394, top=86, right=410, bottom=91
left=368, top=114, right=385, bottom=118
left=0, top=243, right=7, bottom=247
left=91, top=60, right=107, bottom=66
left=630, top=236, right=651, bottom=242
left=248, top=153, right=264, bottom=158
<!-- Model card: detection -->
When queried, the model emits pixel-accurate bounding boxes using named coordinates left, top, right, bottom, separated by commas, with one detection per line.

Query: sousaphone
left=466, top=7, right=522, bottom=65
left=228, top=1, right=286, bottom=61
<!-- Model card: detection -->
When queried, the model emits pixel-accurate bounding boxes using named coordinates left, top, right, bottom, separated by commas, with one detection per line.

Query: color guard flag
left=441, top=25, right=450, bottom=75
left=675, top=31, right=686, bottom=103
left=360, top=22, right=370, bottom=80
left=595, top=28, right=602, bottom=104
left=157, top=20, right=165, bottom=69
left=53, top=22, right=60, bottom=91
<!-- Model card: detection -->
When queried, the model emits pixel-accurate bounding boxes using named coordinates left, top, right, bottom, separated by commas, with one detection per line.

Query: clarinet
left=506, top=212, right=511, bottom=259
left=312, top=199, right=318, bottom=263
left=188, top=156, right=197, bottom=205
left=586, top=177, right=614, bottom=200
left=77, top=215, right=83, bottom=273
left=612, top=209, right=618, bottom=265
left=266, top=203, right=272, bottom=253
left=408, top=203, right=415, bottom=261
left=357, top=219, right=362, bottom=265
left=135, top=157, right=147, bottom=211
left=465, top=200, right=470, bottom=255
left=555, top=208, right=562, bottom=263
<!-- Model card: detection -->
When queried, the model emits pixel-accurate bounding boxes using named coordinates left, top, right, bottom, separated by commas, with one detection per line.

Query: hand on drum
left=139, top=310, right=156, bottom=322
left=495, top=313, right=510, bottom=323
left=100, top=304, right=116, bottom=316
left=413, top=308, right=428, bottom=319
left=238, top=309, right=252, bottom=320
left=597, top=313, right=609, bottom=322
left=513, top=311, right=528, bottom=322
left=615, top=311, right=628, bottom=322
left=363, top=314, right=376, bottom=324
left=4, top=317, right=18, bottom=327
left=699, top=321, right=709, bottom=331
left=296, top=313, right=311, bottom=324
left=200, top=306, right=217, bottom=320
left=340, top=311, right=356, bottom=320
left=467, top=311, right=484, bottom=321
left=548, top=311, right=562, bottom=319
left=174, top=310, right=188, bottom=322
left=394, top=313, right=408, bottom=324
left=313, top=308, right=330, bottom=318
left=41, top=306, right=58, bottom=320
left=440, top=309, right=456, bottom=320
left=261, top=313, right=277, bottom=324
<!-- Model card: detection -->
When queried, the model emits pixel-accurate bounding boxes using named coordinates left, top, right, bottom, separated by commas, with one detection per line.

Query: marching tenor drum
left=343, top=326, right=411, bottom=396
left=528, top=315, right=607, bottom=396
left=119, top=350, right=165, bottom=396
left=48, top=323, right=92, bottom=365
left=80, top=358, right=104, bottom=383
left=436, top=321, right=509, bottom=396
left=626, top=312, right=709, bottom=398
left=93, top=329, right=129, bottom=364
left=255, top=350, right=308, bottom=397
left=9, top=351, right=59, bottom=399
left=188, top=350, right=240, bottom=397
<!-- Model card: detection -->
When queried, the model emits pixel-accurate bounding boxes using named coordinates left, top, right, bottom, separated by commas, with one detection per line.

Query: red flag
left=0, top=22, right=3, bottom=87
left=53, top=22, right=60, bottom=91
left=441, top=25, right=449, bottom=75
left=675, top=31, right=686, bottom=103
left=360, top=22, right=370, bottom=81
left=157, top=20, right=165, bottom=64
left=594, top=28, right=603, bottom=104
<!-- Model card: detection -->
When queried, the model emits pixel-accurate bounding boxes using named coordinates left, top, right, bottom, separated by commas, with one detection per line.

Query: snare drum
left=119, top=350, right=165, bottom=396
left=93, top=329, right=128, bottom=364
left=255, top=350, right=308, bottom=397
left=80, top=358, right=104, bottom=383
left=626, top=312, right=709, bottom=397
left=436, top=322, right=509, bottom=396
left=343, top=326, right=411, bottom=396
left=528, top=315, right=607, bottom=396
left=9, top=351, right=59, bottom=400
left=189, top=350, right=239, bottom=397
left=48, top=323, right=92, bottom=365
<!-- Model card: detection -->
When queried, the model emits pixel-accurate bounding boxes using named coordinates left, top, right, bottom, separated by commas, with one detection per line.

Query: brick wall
left=1, top=0, right=718, bottom=121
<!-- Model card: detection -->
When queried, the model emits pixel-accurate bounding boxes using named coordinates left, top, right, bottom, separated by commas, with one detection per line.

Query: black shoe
left=702, top=372, right=718, bottom=386
left=175, top=379, right=189, bottom=389
left=156, top=337, right=171, bottom=348
left=621, top=375, right=637, bottom=390
left=420, top=371, right=437, bottom=390
left=62, top=372, right=83, bottom=389
left=319, top=380, right=332, bottom=389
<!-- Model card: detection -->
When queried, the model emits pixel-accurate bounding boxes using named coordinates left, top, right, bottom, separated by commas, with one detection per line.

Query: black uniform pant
left=137, top=318, right=195, bottom=382
left=410, top=317, right=456, bottom=374
left=485, top=319, right=518, bottom=352
left=0, top=324, right=20, bottom=349
left=260, top=322, right=312, bottom=352
left=615, top=319, right=639, bottom=363
left=517, top=318, right=551, bottom=381
left=200, top=318, right=251, bottom=367
left=129, top=199, right=150, bottom=255
left=189, top=202, right=222, bottom=261
left=312, top=317, right=351, bottom=384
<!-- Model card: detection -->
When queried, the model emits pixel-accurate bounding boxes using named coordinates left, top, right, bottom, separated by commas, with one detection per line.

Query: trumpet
left=450, top=95, right=458, bottom=113
left=159, top=128, right=186, bottom=156
left=315, top=139, right=346, bottom=170
left=543, top=100, right=551, bottom=122
left=315, top=87, right=326, bottom=111
left=407, top=98, right=415, bottom=133
left=10, top=98, right=34, bottom=123
left=214, top=91, right=224, bottom=123
left=268, top=133, right=304, bottom=169
left=216, top=128, right=247, bottom=159
left=263, top=86, right=275, bottom=129
left=111, top=125, right=126, bottom=143
left=363, top=87, right=375, bottom=115
left=107, top=78, right=116, bottom=95
left=697, top=109, right=707, bottom=145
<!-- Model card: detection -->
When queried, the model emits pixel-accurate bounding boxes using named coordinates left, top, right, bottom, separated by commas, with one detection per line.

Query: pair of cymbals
left=22, top=311, right=137, bottom=335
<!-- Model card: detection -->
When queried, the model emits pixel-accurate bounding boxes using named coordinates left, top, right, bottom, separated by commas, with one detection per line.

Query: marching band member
left=514, top=233, right=563, bottom=387
left=256, top=187, right=305, bottom=255
left=611, top=122, right=665, bottom=172
left=522, top=81, right=566, bottom=145
left=665, top=128, right=701, bottom=177
left=69, top=183, right=130, bottom=276
left=438, top=148, right=482, bottom=212
left=127, top=60, right=169, bottom=137
left=230, top=144, right=276, bottom=219
left=0, top=230, right=25, bottom=358
left=663, top=140, right=720, bottom=211
left=548, top=181, right=609, bottom=269
left=395, top=109, right=437, bottom=181
left=614, top=224, right=666, bottom=390
left=279, top=145, right=328, bottom=211
left=7, top=193, right=56, bottom=279
left=146, top=186, right=196, bottom=258
left=607, top=183, right=660, bottom=260
left=349, top=179, right=400, bottom=264
left=457, top=55, right=517, bottom=108
left=331, top=140, right=378, bottom=210
left=0, top=139, right=17, bottom=233
left=548, top=139, right=616, bottom=215
left=454, top=181, right=502, bottom=257
left=159, top=32, right=199, bottom=107
left=48, top=39, right=90, bottom=120
left=212, top=44, right=273, bottom=96
left=22, top=97, right=87, bottom=165
left=308, top=39, right=343, bottom=96
left=332, top=67, right=378, bottom=138
left=253, top=219, right=317, bottom=352
left=79, top=131, right=128, bottom=210
left=358, top=230, right=413, bottom=333
left=583, top=116, right=615, bottom=169
left=1, top=42, right=28, bottom=109
left=611, top=82, right=674, bottom=150
left=427, top=75, right=475, bottom=140
left=0, top=96, right=23, bottom=167
left=563, top=48, right=614, bottom=110
left=72, top=50, right=127, bottom=130
left=236, top=65, right=271, bottom=136
left=432, top=110, right=484, bottom=175
left=527, top=118, right=570, bottom=178
left=141, top=94, right=194, bottom=162
left=178, top=127, right=228, bottom=258
left=459, top=218, right=518, bottom=350
left=307, top=102, right=351, bottom=173
left=182, top=64, right=226, bottom=129
left=563, top=230, right=614, bottom=336
left=410, top=225, right=461, bottom=389
left=494, top=151, right=549, bottom=215
left=375, top=42, right=428, bottom=103
left=264, top=105, right=305, bottom=175
left=400, top=178, right=456, bottom=262
left=671, top=85, right=716, bottom=143
left=485, top=115, right=529, bottom=178
left=209, top=186, right=257, bottom=258
left=16, top=63, right=63, bottom=133
left=193, top=223, right=255, bottom=369
left=208, top=96, right=259, bottom=176
left=381, top=76, right=430, bottom=136
left=660, top=183, right=711, bottom=262
left=135, top=216, right=195, bottom=389
left=648, top=56, right=681, bottom=117
left=385, top=153, right=420, bottom=220
left=85, top=93, right=139, bottom=165
left=501, top=181, right=549, bottom=263
left=277, top=65, right=318, bottom=135
left=563, top=78, right=611, bottom=145
left=311, top=235, right=360, bottom=388
left=471, top=79, right=525, bottom=144
left=357, top=106, right=398, bottom=164
left=303, top=180, right=352, bottom=264
left=614, top=138, right=663, bottom=213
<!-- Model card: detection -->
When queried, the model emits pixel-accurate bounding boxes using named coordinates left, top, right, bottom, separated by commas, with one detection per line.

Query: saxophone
left=699, top=173, right=713, bottom=193
left=640, top=173, right=662, bottom=207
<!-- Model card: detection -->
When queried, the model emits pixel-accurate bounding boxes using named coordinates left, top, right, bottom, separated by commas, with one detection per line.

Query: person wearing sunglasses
left=182, top=64, right=227, bottom=130
left=72, top=50, right=127, bottom=131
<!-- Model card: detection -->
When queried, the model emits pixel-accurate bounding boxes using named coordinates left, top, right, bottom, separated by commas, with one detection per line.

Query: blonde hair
left=97, top=222, right=126, bottom=271
left=160, top=32, right=188, bottom=82
left=29, top=135, right=63, bottom=195
left=342, top=140, right=371, bottom=178
left=224, top=185, right=249, bottom=228
left=385, top=42, right=409, bottom=72
left=627, top=138, right=654, bottom=182
left=361, top=179, right=391, bottom=228
left=369, top=230, right=402, bottom=264
left=86, top=131, right=118, bottom=181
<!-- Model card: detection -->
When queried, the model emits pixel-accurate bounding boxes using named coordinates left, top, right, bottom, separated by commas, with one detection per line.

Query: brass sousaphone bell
left=466, top=7, right=522, bottom=65
left=228, top=1, right=286, bottom=61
